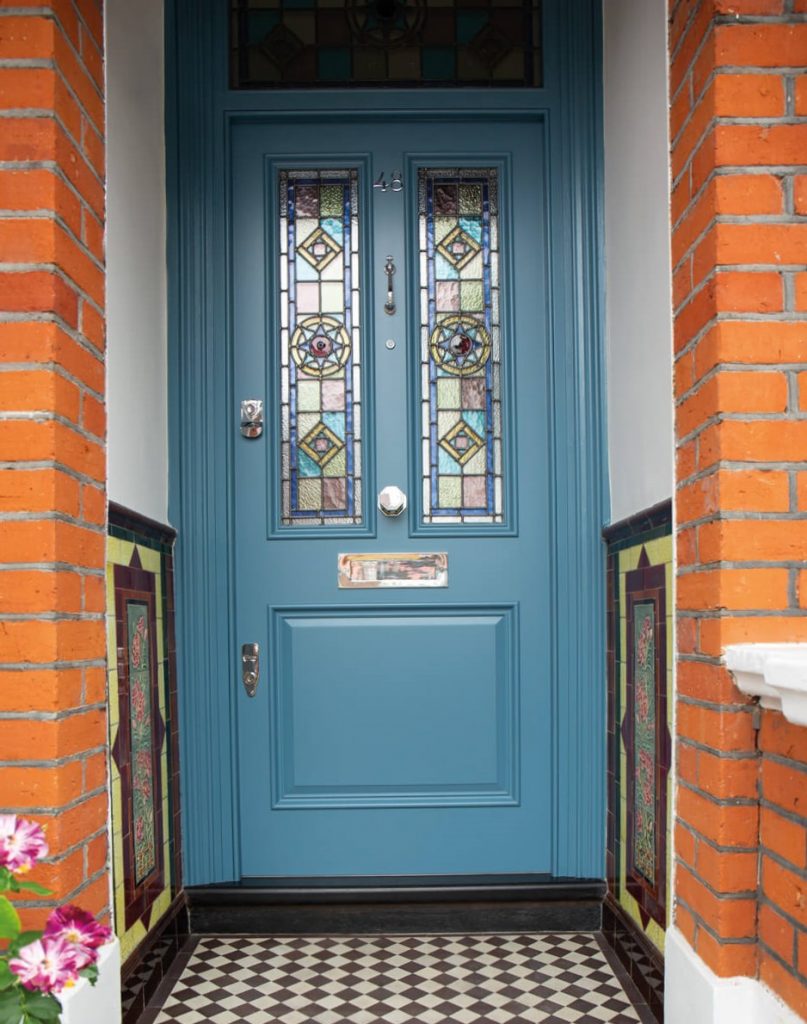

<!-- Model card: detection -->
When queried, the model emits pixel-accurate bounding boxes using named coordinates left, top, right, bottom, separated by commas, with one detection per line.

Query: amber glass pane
left=232, top=1, right=542, bottom=90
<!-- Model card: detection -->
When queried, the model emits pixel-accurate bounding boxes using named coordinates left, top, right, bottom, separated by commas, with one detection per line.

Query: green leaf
left=0, top=870, right=13, bottom=895
left=0, top=987, right=22, bottom=1024
left=79, top=963, right=98, bottom=987
left=0, top=960, right=15, bottom=991
left=0, top=901, right=20, bottom=942
left=11, top=885, right=49, bottom=899
left=19, top=992, right=61, bottom=1021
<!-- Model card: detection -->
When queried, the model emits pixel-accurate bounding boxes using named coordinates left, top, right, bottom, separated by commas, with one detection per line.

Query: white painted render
left=105, top=0, right=169, bottom=525
left=60, top=939, right=122, bottom=1024
left=602, top=0, right=675, bottom=524
left=665, top=927, right=803, bottom=1024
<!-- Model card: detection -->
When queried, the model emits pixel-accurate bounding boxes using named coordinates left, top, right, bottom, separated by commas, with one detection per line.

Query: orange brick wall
left=0, top=0, right=108, bottom=928
left=670, top=0, right=807, bottom=1016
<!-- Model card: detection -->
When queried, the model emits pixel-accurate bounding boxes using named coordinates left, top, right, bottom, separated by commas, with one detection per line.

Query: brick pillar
left=670, top=0, right=807, bottom=1016
left=0, top=2, right=108, bottom=927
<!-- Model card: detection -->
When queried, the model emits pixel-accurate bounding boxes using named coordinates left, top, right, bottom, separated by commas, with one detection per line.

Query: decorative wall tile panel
left=419, top=167, right=503, bottom=524
left=231, top=1, right=543, bottom=90
left=279, top=169, right=363, bottom=526
left=604, top=503, right=672, bottom=957
left=107, top=505, right=186, bottom=999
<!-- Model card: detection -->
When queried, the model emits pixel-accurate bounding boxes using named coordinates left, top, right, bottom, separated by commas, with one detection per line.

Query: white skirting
left=60, top=938, right=122, bottom=1024
left=665, top=927, right=803, bottom=1024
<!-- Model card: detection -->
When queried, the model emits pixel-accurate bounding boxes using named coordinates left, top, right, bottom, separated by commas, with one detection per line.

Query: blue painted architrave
left=166, top=0, right=607, bottom=886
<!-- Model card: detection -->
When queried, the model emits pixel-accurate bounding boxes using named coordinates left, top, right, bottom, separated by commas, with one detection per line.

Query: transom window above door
left=230, top=0, right=543, bottom=90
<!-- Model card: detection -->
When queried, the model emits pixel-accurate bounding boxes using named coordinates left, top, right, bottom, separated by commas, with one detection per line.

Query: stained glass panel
left=279, top=169, right=362, bottom=526
left=419, top=167, right=503, bottom=525
left=231, top=1, right=542, bottom=90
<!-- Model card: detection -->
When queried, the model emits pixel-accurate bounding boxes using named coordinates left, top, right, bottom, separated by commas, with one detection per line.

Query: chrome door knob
left=378, top=485, right=407, bottom=518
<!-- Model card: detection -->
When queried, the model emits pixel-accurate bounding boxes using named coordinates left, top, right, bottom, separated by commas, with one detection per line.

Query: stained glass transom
left=419, top=168, right=503, bottom=524
left=279, top=169, right=362, bottom=526
left=231, top=1, right=542, bottom=90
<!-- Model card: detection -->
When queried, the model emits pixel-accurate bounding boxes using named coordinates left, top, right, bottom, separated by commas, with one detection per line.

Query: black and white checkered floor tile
left=147, top=933, right=653, bottom=1023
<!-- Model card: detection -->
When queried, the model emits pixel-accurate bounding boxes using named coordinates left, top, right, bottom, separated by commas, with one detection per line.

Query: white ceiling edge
left=724, top=643, right=807, bottom=728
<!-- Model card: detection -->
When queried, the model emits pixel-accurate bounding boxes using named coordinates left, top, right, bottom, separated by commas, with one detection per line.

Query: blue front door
left=232, top=117, right=551, bottom=879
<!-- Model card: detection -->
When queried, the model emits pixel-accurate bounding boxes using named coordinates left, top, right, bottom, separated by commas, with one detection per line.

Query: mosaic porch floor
left=137, top=933, right=657, bottom=1023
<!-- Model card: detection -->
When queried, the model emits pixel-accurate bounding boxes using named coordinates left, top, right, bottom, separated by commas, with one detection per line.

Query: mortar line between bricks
left=678, top=462, right=807, bottom=486
left=670, top=9, right=714, bottom=87
left=757, top=936, right=807, bottom=985
left=0, top=160, right=105, bottom=226
left=673, top=312, right=754, bottom=365
left=0, top=104, right=103, bottom=156
left=0, top=7, right=103, bottom=78
left=760, top=797, right=807, bottom=830
left=2, top=788, right=111, bottom=820
left=0, top=563, right=106, bottom=574
left=0, top=611, right=106, bottom=622
left=682, top=821, right=764, bottom=856
left=3, top=788, right=112, bottom=821
left=0, top=204, right=106, bottom=276
left=680, top=864, right=759, bottom=902
left=0, top=659, right=106, bottom=670
left=672, top=506, right=807, bottom=525
left=0, top=704, right=106, bottom=721
left=759, top=857, right=807, bottom=907
left=0, top=461, right=106, bottom=485
left=677, top=779, right=759, bottom=808
left=0, top=408, right=108, bottom=448
left=759, top=893, right=807, bottom=938
left=13, top=867, right=111, bottom=911
left=0, top=360, right=104, bottom=402
left=678, top=737, right=759, bottom=760
left=677, top=692, right=755, bottom=712
left=676, top=411, right=807, bottom=449
left=0, top=20, right=107, bottom=110
left=673, top=608, right=807, bottom=618
left=675, top=510, right=807, bottom=528
left=0, top=105, right=104, bottom=192
left=0, top=749, right=108, bottom=769
left=673, top=166, right=807, bottom=233
left=714, top=13, right=807, bottom=23
left=676, top=376, right=807, bottom=413
left=677, top=560, right=807, bottom=574
left=0, top=307, right=105, bottom=363
left=0, top=509, right=106, bottom=532
left=668, top=2, right=705, bottom=68
left=761, top=751, right=807, bottom=777
left=675, top=896, right=757, bottom=944
left=0, top=262, right=105, bottom=317
left=0, top=566, right=106, bottom=580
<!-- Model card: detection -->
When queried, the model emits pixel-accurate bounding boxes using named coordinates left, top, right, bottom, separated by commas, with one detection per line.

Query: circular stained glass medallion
left=429, top=315, right=491, bottom=377
left=291, top=315, right=352, bottom=378
left=347, top=0, right=426, bottom=48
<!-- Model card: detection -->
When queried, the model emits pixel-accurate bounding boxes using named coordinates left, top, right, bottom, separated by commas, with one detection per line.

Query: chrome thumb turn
left=378, top=485, right=407, bottom=518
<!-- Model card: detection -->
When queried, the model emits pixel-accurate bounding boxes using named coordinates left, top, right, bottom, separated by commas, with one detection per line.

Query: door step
left=186, top=876, right=605, bottom=934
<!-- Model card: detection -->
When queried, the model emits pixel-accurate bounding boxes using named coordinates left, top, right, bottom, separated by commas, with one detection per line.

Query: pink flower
left=0, top=814, right=48, bottom=874
left=44, top=905, right=112, bottom=970
left=9, top=936, right=80, bottom=994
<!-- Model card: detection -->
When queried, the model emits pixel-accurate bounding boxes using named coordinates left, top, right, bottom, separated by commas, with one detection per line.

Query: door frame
left=166, top=0, right=608, bottom=887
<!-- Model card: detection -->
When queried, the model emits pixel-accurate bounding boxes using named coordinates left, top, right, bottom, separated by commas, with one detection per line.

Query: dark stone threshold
left=601, top=895, right=665, bottom=1021
left=121, top=894, right=190, bottom=1024
left=187, top=876, right=605, bottom=935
